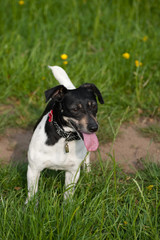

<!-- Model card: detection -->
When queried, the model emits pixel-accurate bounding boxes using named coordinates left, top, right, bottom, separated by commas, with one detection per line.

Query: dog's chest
left=28, top=115, right=87, bottom=171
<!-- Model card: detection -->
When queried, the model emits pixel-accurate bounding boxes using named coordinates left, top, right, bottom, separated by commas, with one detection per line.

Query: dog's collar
left=48, top=110, right=81, bottom=142
left=53, top=121, right=81, bottom=141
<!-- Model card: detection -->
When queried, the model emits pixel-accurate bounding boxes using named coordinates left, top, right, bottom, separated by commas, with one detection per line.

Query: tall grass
left=0, top=160, right=160, bottom=239
left=0, top=1, right=160, bottom=239
left=0, top=0, right=160, bottom=139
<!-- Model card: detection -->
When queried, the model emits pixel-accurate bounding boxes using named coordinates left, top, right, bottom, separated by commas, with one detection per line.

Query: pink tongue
left=82, top=133, right=99, bottom=152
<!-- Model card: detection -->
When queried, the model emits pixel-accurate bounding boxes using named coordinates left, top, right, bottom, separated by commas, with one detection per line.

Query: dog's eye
left=72, top=107, right=78, bottom=112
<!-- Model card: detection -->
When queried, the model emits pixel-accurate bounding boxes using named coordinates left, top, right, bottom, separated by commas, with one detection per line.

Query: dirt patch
left=0, top=120, right=160, bottom=172
left=0, top=128, right=32, bottom=164
left=92, top=122, right=160, bottom=172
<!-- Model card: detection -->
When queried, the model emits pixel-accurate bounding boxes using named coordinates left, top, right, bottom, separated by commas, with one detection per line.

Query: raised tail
left=48, top=66, right=76, bottom=90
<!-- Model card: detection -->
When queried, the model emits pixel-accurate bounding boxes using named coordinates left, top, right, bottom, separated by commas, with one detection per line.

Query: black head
left=45, top=83, right=104, bottom=135
left=45, top=85, right=68, bottom=103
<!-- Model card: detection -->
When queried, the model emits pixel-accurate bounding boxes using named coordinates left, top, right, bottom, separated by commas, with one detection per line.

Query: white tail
left=48, top=66, right=76, bottom=90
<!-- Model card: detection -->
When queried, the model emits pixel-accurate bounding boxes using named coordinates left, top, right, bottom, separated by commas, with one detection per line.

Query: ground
left=1, top=118, right=159, bottom=173
left=92, top=119, right=160, bottom=172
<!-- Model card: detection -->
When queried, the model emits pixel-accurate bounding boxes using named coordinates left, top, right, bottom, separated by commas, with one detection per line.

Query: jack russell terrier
left=26, top=66, right=104, bottom=203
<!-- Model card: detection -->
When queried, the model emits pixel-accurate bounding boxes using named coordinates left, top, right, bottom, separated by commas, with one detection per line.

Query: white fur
left=26, top=66, right=90, bottom=203
left=26, top=114, right=88, bottom=202
left=48, top=66, right=76, bottom=90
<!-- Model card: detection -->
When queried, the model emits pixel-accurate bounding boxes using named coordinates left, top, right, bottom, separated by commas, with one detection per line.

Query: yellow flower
left=124, top=221, right=128, bottom=225
left=122, top=52, right=130, bottom=59
left=19, top=0, right=24, bottom=5
left=63, top=61, right=68, bottom=65
left=142, top=36, right=148, bottom=42
left=146, top=185, right=154, bottom=191
left=60, top=54, right=68, bottom=60
left=135, top=60, right=142, bottom=67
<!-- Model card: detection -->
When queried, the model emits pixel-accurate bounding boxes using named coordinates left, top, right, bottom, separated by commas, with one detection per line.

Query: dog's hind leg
left=64, top=169, right=80, bottom=199
left=25, top=165, right=40, bottom=204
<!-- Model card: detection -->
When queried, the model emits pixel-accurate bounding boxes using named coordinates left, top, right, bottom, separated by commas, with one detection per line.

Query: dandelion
left=135, top=60, right=142, bottom=67
left=142, top=36, right=148, bottom=42
left=60, top=54, right=68, bottom=60
left=14, top=186, right=22, bottom=191
left=146, top=185, right=154, bottom=191
left=63, top=61, right=68, bottom=65
left=122, top=52, right=130, bottom=59
left=19, top=0, right=24, bottom=5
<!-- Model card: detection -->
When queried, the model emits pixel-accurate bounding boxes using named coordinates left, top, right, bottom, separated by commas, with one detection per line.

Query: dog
left=26, top=66, right=104, bottom=203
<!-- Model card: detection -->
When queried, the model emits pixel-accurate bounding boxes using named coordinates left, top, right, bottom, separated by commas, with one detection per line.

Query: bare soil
left=92, top=120, right=160, bottom=172
left=0, top=119, right=160, bottom=172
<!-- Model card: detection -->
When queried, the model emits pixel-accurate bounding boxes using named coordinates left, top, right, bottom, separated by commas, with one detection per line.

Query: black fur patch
left=45, top=120, right=61, bottom=145
left=33, top=83, right=104, bottom=146
left=33, top=100, right=62, bottom=145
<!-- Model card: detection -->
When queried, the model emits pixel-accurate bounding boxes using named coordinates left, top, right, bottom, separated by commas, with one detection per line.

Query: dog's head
left=45, top=83, right=104, bottom=135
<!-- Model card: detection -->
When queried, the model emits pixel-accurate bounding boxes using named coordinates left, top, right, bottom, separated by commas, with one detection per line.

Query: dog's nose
left=88, top=123, right=98, bottom=132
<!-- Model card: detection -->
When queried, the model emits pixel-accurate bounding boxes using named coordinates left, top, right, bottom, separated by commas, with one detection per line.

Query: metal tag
left=65, top=142, right=69, bottom=153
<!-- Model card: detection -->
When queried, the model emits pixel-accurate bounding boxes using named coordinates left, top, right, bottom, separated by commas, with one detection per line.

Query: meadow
left=0, top=160, right=160, bottom=239
left=0, top=0, right=160, bottom=239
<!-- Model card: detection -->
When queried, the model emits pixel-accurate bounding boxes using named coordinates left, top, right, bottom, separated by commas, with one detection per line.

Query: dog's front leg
left=64, top=169, right=80, bottom=199
left=25, top=165, right=40, bottom=204
left=84, top=152, right=91, bottom=172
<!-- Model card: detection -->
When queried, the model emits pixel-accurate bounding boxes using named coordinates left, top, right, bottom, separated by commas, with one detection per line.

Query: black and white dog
left=26, top=66, right=104, bottom=203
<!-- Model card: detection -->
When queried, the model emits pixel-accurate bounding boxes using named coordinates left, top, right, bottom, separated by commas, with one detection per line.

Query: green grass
left=0, top=160, right=160, bottom=239
left=0, top=0, right=160, bottom=239
left=0, top=0, right=160, bottom=139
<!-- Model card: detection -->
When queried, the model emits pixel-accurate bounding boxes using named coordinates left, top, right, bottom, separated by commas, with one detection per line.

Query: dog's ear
left=45, top=85, right=68, bottom=102
left=81, top=83, right=104, bottom=104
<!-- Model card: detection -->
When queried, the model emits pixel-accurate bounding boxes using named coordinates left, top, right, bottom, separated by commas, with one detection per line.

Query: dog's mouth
left=82, top=132, right=99, bottom=152
left=67, top=119, right=99, bottom=152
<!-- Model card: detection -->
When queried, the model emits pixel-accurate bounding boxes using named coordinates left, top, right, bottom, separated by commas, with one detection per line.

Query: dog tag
left=65, top=142, right=69, bottom=153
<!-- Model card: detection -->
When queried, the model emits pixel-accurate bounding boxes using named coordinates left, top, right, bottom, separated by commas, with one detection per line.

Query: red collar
left=48, top=110, right=53, bottom=122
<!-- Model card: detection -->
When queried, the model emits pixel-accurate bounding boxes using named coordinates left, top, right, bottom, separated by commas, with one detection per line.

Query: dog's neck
left=51, top=102, right=81, bottom=141
left=45, top=101, right=80, bottom=146
left=52, top=120, right=80, bottom=142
